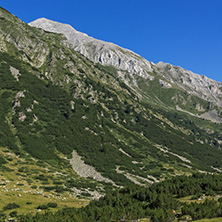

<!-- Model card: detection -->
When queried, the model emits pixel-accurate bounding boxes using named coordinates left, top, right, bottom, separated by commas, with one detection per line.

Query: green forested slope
left=1, top=6, right=222, bottom=221
left=1, top=6, right=222, bottom=186
left=16, top=174, right=222, bottom=222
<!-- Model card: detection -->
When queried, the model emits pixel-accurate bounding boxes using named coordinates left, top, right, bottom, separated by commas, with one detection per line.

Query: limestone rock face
left=29, top=18, right=222, bottom=108
left=29, top=18, right=153, bottom=79
left=0, top=11, right=50, bottom=68
left=159, top=79, right=172, bottom=88
left=155, top=62, right=222, bottom=107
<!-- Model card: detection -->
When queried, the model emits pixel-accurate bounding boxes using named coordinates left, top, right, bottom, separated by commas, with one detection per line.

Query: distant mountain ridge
left=29, top=18, right=222, bottom=111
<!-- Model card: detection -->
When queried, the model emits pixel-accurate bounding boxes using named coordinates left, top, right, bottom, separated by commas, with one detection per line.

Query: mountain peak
left=29, top=17, right=153, bottom=79
left=28, top=18, right=222, bottom=109
left=29, top=17, right=82, bottom=35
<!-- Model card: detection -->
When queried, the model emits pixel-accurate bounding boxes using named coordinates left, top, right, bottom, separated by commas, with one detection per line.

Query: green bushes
left=37, top=205, right=48, bottom=210
left=0, top=212, right=6, bottom=220
left=9, top=211, right=18, bottom=217
left=1, top=51, right=222, bottom=187
left=37, top=203, right=58, bottom=210
left=182, top=199, right=220, bottom=220
left=39, top=185, right=68, bottom=193
left=34, top=174, right=48, bottom=181
left=26, top=202, right=32, bottom=205
left=47, top=203, right=57, bottom=208
left=3, top=202, right=20, bottom=211
left=0, top=155, right=6, bottom=165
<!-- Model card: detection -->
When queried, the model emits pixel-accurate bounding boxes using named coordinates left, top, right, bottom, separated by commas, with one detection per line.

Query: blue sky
left=2, top=0, right=222, bottom=82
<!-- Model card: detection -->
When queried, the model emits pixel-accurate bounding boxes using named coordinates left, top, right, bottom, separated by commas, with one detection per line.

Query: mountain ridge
left=29, top=18, right=154, bottom=78
left=29, top=18, right=222, bottom=112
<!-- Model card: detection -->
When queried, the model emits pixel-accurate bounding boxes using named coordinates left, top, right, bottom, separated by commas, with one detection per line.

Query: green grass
left=195, top=218, right=222, bottom=222
left=0, top=147, right=96, bottom=219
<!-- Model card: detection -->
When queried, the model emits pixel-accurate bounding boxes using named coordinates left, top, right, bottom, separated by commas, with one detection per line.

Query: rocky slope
left=29, top=18, right=222, bottom=111
left=29, top=18, right=153, bottom=79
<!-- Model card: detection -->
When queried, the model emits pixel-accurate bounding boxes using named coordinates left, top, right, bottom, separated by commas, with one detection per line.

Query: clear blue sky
left=2, top=0, right=222, bottom=82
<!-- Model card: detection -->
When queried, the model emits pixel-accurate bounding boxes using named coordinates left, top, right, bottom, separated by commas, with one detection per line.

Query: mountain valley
left=1, top=6, right=222, bottom=221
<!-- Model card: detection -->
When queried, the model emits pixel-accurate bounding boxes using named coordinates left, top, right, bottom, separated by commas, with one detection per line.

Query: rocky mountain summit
left=29, top=18, right=222, bottom=111
left=29, top=18, right=153, bottom=79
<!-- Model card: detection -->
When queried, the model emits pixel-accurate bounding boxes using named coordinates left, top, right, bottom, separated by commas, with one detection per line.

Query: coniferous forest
left=15, top=174, right=222, bottom=221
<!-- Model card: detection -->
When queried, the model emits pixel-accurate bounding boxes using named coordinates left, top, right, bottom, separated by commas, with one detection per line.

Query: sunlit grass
left=194, top=218, right=222, bottom=222
left=0, top=147, right=89, bottom=218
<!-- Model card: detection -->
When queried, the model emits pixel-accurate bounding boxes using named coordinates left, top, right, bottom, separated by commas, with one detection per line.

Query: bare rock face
left=155, top=62, right=222, bottom=107
left=10, top=66, right=21, bottom=81
left=29, top=18, right=222, bottom=109
left=29, top=18, right=153, bottom=79
left=0, top=10, right=50, bottom=68
left=159, top=79, right=172, bottom=88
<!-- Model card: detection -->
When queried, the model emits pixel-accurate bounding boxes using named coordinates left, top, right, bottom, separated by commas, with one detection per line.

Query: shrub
left=47, top=203, right=57, bottom=208
left=26, top=178, right=33, bottom=184
left=0, top=156, right=7, bottom=165
left=0, top=212, right=6, bottom=220
left=37, top=205, right=48, bottom=210
left=9, top=211, right=17, bottom=217
left=53, top=180, right=63, bottom=185
left=3, top=203, right=20, bottom=210
left=26, top=202, right=32, bottom=205
left=81, top=192, right=92, bottom=197
left=41, top=181, right=50, bottom=185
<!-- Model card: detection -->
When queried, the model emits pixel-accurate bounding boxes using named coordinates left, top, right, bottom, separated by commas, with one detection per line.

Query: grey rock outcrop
left=29, top=18, right=153, bottom=79
left=29, top=18, right=222, bottom=108
left=155, top=62, right=222, bottom=107
left=70, top=151, right=115, bottom=185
